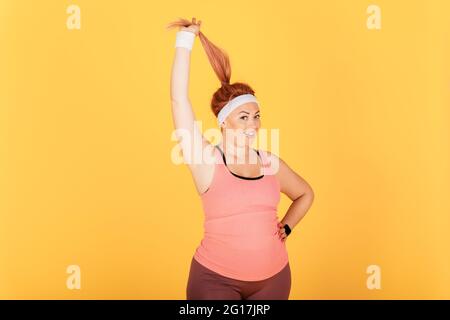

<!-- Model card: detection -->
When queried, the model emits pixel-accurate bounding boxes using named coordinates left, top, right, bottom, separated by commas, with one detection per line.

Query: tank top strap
left=213, top=144, right=225, bottom=164
left=214, top=145, right=261, bottom=167
left=257, top=149, right=278, bottom=176
left=214, top=145, right=268, bottom=168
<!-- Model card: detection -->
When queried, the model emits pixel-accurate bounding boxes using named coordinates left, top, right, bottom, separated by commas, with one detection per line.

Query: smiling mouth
left=244, top=131, right=256, bottom=138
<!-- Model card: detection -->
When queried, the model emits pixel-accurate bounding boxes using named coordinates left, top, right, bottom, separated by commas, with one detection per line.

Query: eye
left=240, top=116, right=248, bottom=120
left=255, top=114, right=260, bottom=119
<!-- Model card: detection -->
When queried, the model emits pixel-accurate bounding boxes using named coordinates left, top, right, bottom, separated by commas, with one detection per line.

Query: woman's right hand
left=180, top=17, right=202, bottom=36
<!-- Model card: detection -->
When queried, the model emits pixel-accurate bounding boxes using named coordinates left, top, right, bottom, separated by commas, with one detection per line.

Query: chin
left=243, top=136, right=256, bottom=146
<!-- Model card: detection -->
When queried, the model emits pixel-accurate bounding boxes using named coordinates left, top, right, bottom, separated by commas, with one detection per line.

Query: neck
left=220, top=141, right=249, bottom=157
left=219, top=136, right=257, bottom=165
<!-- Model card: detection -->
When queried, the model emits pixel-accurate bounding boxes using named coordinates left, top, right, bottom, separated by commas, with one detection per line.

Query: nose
left=247, top=117, right=259, bottom=129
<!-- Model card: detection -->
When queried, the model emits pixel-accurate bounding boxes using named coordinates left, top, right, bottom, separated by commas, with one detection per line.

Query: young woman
left=167, top=17, right=315, bottom=300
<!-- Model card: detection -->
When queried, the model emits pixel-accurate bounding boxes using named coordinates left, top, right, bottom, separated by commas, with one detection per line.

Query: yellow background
left=1, top=0, right=449, bottom=299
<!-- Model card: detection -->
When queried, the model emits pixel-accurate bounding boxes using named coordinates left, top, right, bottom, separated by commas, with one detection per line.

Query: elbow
left=307, top=187, right=315, bottom=206
left=307, top=185, right=315, bottom=201
left=170, top=88, right=189, bottom=105
left=295, top=186, right=314, bottom=202
left=171, top=96, right=189, bottom=106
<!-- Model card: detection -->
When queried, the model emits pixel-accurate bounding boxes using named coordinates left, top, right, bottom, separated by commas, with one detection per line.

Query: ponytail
left=167, top=18, right=256, bottom=117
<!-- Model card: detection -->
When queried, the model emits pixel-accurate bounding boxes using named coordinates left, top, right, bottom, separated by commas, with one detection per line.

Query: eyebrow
left=239, top=111, right=260, bottom=114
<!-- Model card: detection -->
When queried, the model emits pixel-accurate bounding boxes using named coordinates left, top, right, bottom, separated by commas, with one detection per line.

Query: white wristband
left=175, top=30, right=196, bottom=51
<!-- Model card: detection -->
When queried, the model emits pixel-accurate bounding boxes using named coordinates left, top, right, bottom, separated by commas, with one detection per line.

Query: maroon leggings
left=186, top=257, right=291, bottom=300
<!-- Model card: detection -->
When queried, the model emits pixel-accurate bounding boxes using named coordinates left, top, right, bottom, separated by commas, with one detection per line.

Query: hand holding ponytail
left=181, top=17, right=202, bottom=36
left=167, top=17, right=257, bottom=118
left=166, top=17, right=202, bottom=36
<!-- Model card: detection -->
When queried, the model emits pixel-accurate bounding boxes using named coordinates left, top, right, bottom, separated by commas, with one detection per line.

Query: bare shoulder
left=263, top=150, right=314, bottom=201
left=261, top=149, right=283, bottom=175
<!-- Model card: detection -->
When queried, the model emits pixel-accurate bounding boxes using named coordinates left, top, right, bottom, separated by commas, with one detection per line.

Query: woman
left=167, top=17, right=314, bottom=300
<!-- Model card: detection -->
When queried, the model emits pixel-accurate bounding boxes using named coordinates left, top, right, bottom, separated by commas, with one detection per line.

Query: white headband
left=217, top=94, right=260, bottom=126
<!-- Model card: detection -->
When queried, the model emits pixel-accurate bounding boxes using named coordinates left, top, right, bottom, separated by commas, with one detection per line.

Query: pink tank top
left=193, top=145, right=289, bottom=281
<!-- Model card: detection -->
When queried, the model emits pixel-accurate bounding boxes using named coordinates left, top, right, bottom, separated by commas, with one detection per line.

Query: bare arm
left=170, top=45, right=208, bottom=163
left=170, top=26, right=214, bottom=194
left=268, top=152, right=315, bottom=241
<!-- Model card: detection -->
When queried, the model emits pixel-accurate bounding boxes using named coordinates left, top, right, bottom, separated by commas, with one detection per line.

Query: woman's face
left=220, top=102, right=260, bottom=147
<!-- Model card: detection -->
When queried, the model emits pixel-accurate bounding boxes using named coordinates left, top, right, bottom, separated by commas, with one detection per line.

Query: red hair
left=166, top=18, right=256, bottom=117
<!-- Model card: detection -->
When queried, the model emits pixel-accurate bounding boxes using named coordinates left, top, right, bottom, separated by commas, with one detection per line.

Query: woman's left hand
left=277, top=222, right=288, bottom=242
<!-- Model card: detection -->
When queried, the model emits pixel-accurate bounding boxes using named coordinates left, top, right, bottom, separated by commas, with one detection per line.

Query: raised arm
left=170, top=19, right=210, bottom=168
left=169, top=18, right=215, bottom=194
